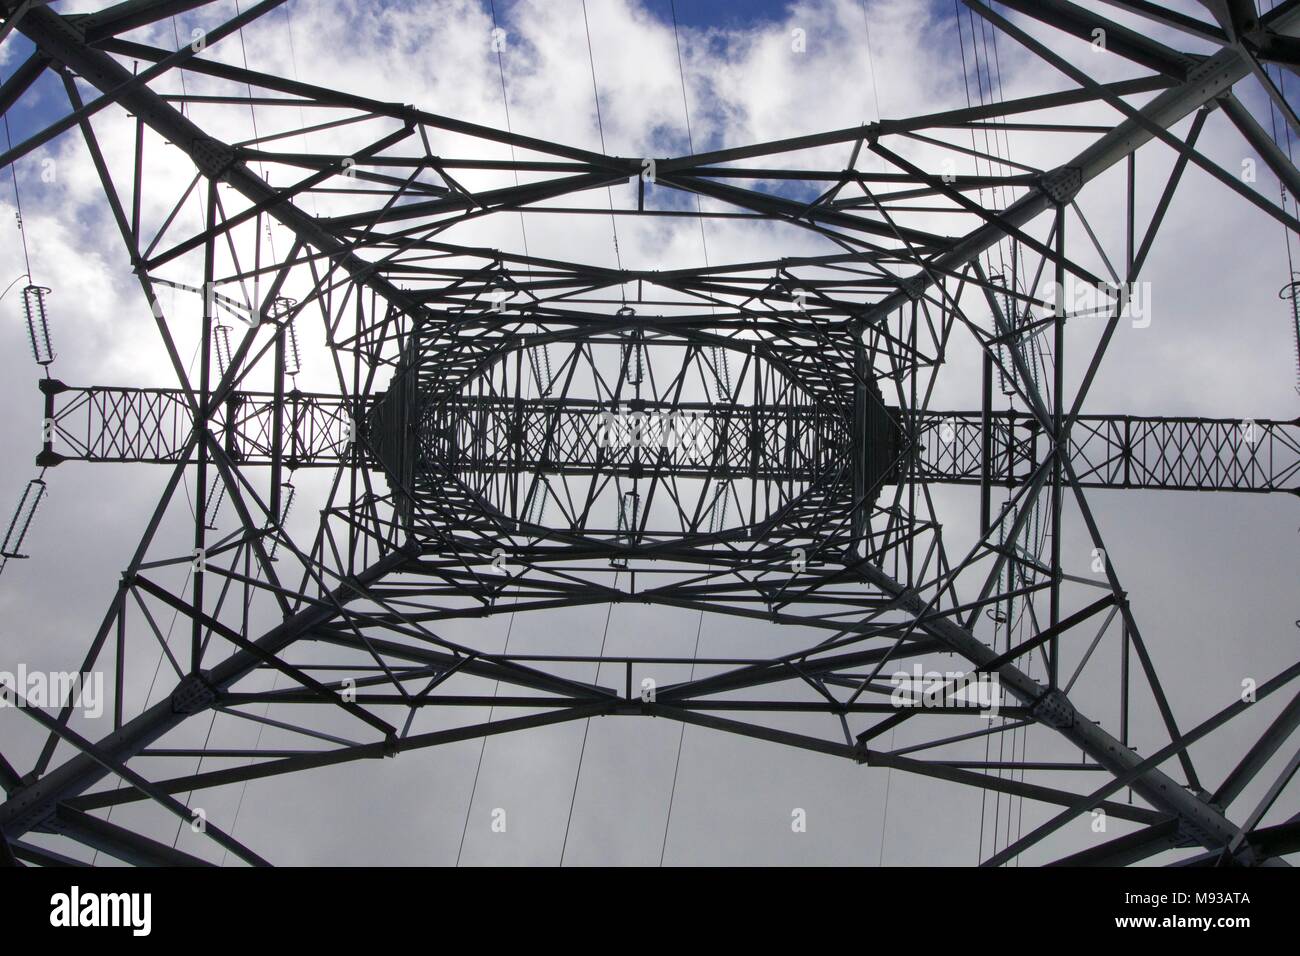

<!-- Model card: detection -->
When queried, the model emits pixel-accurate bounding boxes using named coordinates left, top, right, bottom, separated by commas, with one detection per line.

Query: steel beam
left=862, top=3, right=1300, bottom=326
left=0, top=549, right=410, bottom=843
left=9, top=3, right=426, bottom=323
left=854, top=562, right=1247, bottom=857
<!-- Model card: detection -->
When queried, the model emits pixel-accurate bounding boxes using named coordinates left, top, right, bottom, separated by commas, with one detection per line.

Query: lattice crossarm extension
left=37, top=382, right=360, bottom=468
left=914, top=411, right=1300, bottom=493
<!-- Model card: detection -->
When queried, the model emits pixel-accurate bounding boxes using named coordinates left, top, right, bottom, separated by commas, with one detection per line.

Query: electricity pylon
left=2, top=0, right=1300, bottom=866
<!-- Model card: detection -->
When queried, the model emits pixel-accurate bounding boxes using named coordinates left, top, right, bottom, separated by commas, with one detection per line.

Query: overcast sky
left=1, top=0, right=1298, bottom=866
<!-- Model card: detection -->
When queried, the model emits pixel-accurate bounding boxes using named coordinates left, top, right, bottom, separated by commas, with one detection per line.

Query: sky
left=0, top=0, right=1298, bottom=866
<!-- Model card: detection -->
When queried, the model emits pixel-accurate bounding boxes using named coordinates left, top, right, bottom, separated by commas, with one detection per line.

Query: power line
left=1, top=62, right=34, bottom=278
left=455, top=590, right=522, bottom=866
left=657, top=585, right=708, bottom=866
left=558, top=575, right=617, bottom=865
left=580, top=0, right=626, bottom=302
left=491, top=0, right=532, bottom=273
left=669, top=0, right=711, bottom=273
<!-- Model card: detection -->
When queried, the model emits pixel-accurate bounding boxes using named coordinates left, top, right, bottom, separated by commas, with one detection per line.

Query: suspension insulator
left=1279, top=277, right=1300, bottom=389
left=994, top=341, right=1016, bottom=397
left=1293, top=298, right=1300, bottom=387
left=618, top=490, right=640, bottom=533
left=0, top=478, right=47, bottom=576
left=609, top=488, right=641, bottom=569
left=279, top=480, right=296, bottom=525
left=527, top=344, right=554, bottom=394
left=522, top=482, right=547, bottom=525
left=204, top=473, right=225, bottom=530
left=615, top=307, right=642, bottom=387
left=213, top=323, right=233, bottom=377
left=710, top=346, right=732, bottom=401
left=269, top=481, right=296, bottom=561
left=527, top=491, right=541, bottom=525
left=622, top=340, right=644, bottom=386
left=275, top=297, right=302, bottom=376
left=22, top=285, right=55, bottom=366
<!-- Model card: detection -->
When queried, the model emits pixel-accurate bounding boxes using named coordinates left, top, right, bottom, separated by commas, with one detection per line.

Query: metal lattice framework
left=2, top=0, right=1300, bottom=867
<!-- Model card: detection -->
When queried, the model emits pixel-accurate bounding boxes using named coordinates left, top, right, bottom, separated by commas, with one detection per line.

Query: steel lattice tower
left=2, top=0, right=1300, bottom=866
